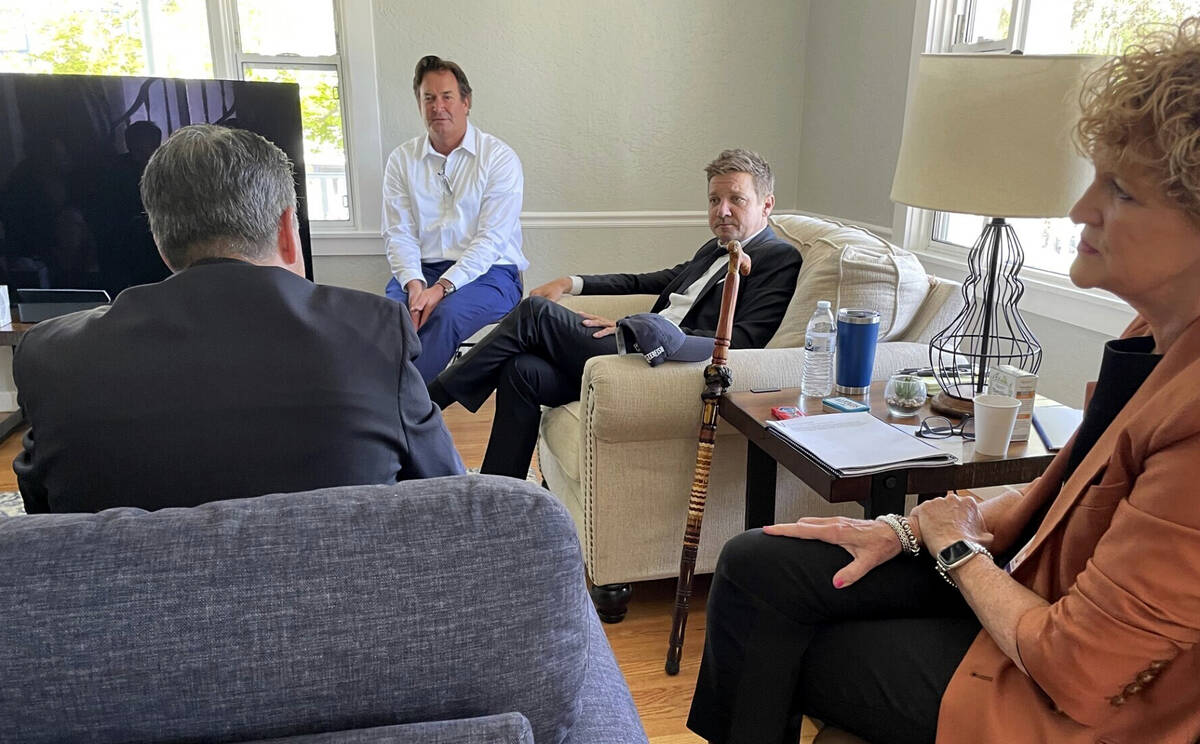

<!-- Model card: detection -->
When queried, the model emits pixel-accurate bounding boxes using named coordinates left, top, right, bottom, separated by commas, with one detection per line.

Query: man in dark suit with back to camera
left=429, top=148, right=801, bottom=479
left=14, top=124, right=463, bottom=514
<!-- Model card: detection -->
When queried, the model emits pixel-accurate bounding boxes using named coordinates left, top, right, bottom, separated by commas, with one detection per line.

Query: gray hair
left=704, top=148, right=774, bottom=199
left=139, top=124, right=297, bottom=270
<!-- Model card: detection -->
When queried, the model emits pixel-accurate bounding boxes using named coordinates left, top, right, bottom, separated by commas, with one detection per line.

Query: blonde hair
left=1076, top=17, right=1200, bottom=219
left=704, top=148, right=774, bottom=199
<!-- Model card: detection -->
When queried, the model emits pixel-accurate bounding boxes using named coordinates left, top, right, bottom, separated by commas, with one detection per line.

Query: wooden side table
left=720, top=382, right=1059, bottom=525
left=0, top=323, right=33, bottom=442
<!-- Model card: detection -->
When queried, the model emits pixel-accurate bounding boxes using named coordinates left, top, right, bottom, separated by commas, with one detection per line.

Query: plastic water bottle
left=801, top=300, right=837, bottom=398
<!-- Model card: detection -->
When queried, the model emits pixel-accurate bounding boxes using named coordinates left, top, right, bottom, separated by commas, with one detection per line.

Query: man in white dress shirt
left=383, top=55, right=529, bottom=382
left=429, top=149, right=802, bottom=478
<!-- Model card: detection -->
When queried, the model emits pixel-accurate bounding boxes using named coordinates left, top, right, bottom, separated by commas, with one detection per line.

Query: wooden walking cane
left=665, top=239, right=751, bottom=675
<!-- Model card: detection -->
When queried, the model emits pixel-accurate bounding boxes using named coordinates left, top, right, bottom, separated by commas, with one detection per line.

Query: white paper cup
left=972, top=394, right=1021, bottom=456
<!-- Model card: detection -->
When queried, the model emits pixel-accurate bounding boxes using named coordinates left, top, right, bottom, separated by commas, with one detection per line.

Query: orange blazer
left=937, top=316, right=1200, bottom=744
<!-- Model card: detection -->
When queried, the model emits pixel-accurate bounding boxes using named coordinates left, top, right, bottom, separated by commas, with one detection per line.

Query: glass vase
left=884, top=373, right=927, bottom=417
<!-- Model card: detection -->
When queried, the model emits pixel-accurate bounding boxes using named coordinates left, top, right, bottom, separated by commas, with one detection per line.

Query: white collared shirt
left=383, top=121, right=529, bottom=290
left=569, top=224, right=768, bottom=326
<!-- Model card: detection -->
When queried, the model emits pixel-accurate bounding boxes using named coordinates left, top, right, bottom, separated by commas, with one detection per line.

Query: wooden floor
left=0, top=429, right=20, bottom=491
left=0, top=401, right=816, bottom=743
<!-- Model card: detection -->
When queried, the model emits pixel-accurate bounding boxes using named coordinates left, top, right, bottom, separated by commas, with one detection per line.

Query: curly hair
left=1076, top=17, right=1200, bottom=219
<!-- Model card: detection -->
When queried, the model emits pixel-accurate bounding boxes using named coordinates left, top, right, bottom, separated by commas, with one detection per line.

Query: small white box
left=987, top=365, right=1038, bottom=441
left=0, top=286, right=10, bottom=326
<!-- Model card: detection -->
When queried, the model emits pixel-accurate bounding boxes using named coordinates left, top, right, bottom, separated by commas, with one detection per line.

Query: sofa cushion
left=766, top=215, right=930, bottom=347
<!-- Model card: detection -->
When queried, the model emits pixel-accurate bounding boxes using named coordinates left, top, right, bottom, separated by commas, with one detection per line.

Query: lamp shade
left=891, top=54, right=1103, bottom=218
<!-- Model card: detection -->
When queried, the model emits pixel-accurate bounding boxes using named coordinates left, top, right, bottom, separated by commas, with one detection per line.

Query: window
left=0, top=0, right=351, bottom=223
left=948, top=0, right=1028, bottom=52
left=0, top=1, right=214, bottom=78
left=214, top=0, right=349, bottom=222
left=930, top=0, right=1198, bottom=273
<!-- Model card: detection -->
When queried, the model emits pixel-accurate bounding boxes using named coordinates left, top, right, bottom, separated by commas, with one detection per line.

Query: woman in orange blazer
left=688, top=19, right=1200, bottom=744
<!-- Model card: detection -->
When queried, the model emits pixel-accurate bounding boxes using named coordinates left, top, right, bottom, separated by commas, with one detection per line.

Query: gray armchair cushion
left=573, top=607, right=645, bottom=743
left=0, top=476, right=597, bottom=744
left=248, top=713, right=534, bottom=743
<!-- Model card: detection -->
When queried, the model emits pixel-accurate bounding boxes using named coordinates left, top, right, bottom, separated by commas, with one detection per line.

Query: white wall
left=374, top=1, right=808, bottom=212
left=313, top=0, right=809, bottom=293
left=794, top=0, right=919, bottom=228
left=1025, top=316, right=1108, bottom=407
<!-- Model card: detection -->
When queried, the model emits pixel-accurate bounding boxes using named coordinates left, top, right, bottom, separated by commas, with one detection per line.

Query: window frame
left=204, top=0, right=362, bottom=229
left=946, top=0, right=1029, bottom=53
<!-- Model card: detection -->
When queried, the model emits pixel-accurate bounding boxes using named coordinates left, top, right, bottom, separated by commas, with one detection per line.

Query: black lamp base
left=928, top=217, right=1042, bottom=402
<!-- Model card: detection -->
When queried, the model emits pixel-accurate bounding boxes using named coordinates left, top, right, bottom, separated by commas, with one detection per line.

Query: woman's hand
left=910, top=493, right=993, bottom=555
left=762, top=517, right=902, bottom=589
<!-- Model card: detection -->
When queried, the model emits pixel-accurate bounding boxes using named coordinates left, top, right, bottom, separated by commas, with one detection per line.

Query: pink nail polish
left=833, top=578, right=845, bottom=588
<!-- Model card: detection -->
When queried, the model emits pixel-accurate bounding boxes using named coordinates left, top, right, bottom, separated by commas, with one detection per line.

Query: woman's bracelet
left=876, top=514, right=921, bottom=557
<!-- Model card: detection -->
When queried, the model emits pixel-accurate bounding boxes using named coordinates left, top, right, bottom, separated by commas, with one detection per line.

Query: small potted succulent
left=884, top=373, right=928, bottom=417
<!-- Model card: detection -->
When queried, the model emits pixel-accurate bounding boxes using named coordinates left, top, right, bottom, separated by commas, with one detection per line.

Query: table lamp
left=890, top=53, right=1101, bottom=415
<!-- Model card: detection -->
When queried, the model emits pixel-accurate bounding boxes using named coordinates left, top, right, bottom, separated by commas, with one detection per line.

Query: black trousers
left=431, top=296, right=618, bottom=478
left=688, top=530, right=982, bottom=744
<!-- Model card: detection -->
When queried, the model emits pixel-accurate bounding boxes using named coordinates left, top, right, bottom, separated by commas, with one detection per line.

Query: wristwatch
left=435, top=278, right=456, bottom=295
left=935, top=539, right=992, bottom=588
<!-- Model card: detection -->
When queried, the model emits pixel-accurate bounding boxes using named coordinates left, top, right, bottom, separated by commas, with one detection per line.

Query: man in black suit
left=14, top=124, right=463, bottom=514
left=429, top=148, right=801, bottom=478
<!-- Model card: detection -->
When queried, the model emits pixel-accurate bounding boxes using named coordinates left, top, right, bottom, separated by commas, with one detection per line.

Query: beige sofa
left=536, top=214, right=964, bottom=619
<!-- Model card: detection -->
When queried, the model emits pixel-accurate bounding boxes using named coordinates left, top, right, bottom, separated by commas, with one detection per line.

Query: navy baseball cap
left=615, top=313, right=715, bottom=366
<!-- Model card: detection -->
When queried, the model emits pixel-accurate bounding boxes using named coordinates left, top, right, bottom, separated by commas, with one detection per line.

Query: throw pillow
left=767, top=215, right=930, bottom=348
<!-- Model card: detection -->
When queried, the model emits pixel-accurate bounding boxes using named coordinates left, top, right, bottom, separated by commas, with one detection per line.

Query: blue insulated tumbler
left=835, top=309, right=881, bottom=394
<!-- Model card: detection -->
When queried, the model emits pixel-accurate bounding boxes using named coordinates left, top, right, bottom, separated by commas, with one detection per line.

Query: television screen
left=0, top=72, right=313, bottom=298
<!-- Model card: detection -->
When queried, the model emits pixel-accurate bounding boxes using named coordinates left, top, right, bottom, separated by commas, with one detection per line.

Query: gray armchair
left=0, top=476, right=646, bottom=743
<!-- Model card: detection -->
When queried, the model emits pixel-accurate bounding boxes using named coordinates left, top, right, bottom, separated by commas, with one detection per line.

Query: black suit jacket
left=13, top=259, right=463, bottom=514
left=579, top=226, right=801, bottom=348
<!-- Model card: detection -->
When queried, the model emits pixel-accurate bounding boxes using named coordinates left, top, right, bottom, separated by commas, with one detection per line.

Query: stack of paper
left=766, top=412, right=958, bottom=476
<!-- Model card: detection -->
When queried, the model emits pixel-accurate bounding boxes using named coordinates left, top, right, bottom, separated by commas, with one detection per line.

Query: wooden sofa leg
left=590, top=583, right=632, bottom=623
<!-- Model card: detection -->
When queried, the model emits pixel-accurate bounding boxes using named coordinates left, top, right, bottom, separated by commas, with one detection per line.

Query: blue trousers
left=386, top=261, right=522, bottom=383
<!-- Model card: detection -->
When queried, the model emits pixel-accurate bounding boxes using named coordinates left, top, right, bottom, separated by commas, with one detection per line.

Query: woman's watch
left=435, top=278, right=456, bottom=295
left=934, top=539, right=992, bottom=589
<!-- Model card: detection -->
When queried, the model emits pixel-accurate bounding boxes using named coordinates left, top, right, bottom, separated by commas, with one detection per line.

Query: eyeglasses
left=437, top=166, right=453, bottom=197
left=917, top=415, right=975, bottom=441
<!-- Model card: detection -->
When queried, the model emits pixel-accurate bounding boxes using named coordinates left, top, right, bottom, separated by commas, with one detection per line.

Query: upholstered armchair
left=537, top=214, right=964, bottom=620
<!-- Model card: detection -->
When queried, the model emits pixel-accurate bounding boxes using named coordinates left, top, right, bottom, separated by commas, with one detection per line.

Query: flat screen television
left=0, top=72, right=313, bottom=300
